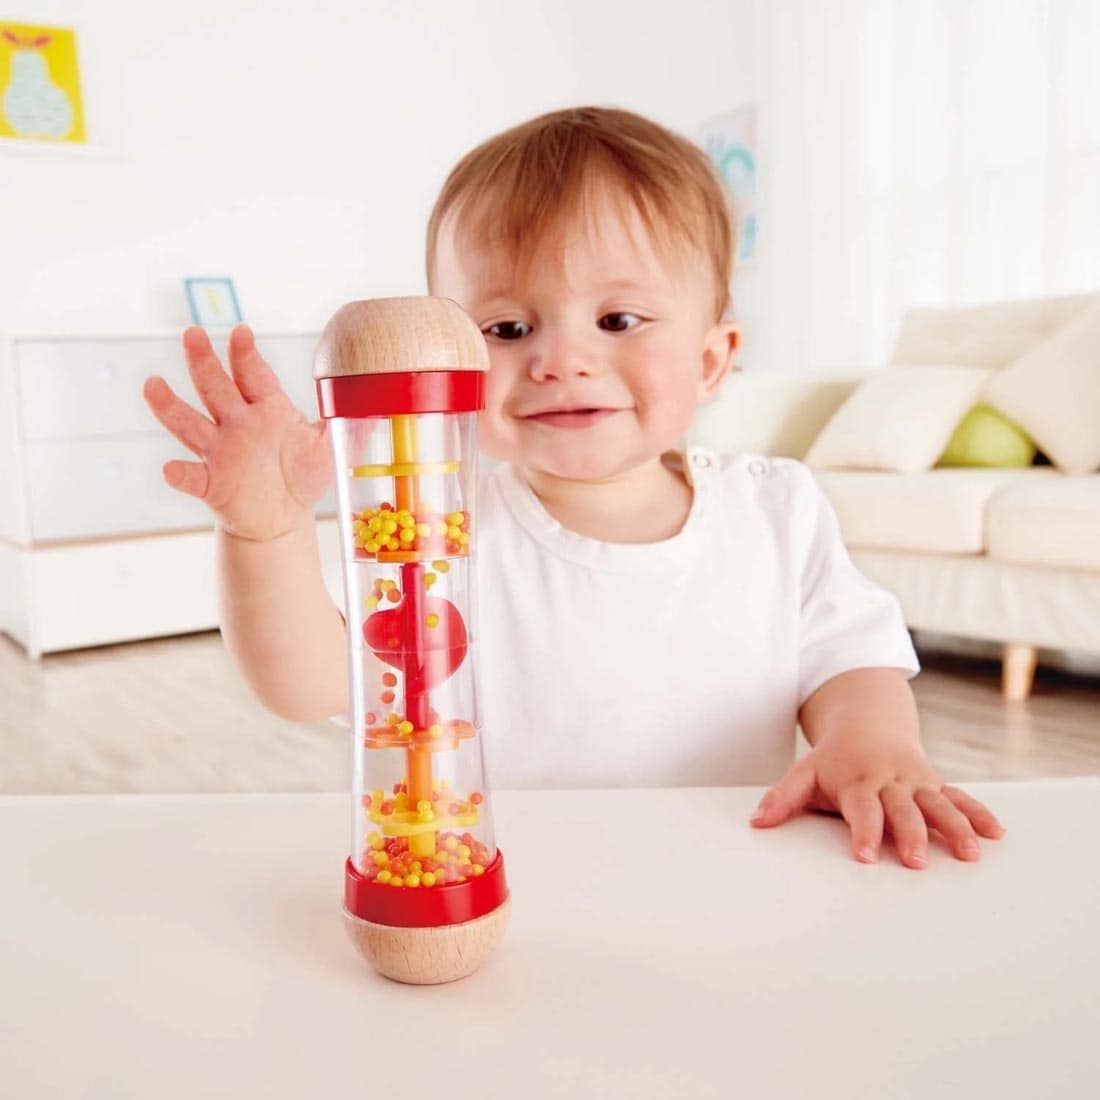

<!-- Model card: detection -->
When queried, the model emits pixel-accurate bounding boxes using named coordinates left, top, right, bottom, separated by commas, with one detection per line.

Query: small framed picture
left=184, top=277, right=243, bottom=328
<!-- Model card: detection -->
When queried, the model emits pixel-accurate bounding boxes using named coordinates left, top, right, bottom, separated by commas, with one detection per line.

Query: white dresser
left=0, top=332, right=343, bottom=658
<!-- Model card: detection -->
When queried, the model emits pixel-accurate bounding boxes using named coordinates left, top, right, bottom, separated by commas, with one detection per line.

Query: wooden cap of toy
left=313, top=296, right=489, bottom=379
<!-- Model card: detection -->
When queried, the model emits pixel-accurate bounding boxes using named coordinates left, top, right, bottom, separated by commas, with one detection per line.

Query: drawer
left=12, top=517, right=344, bottom=655
left=16, top=334, right=323, bottom=442
left=256, top=334, right=322, bottom=417
left=17, top=340, right=188, bottom=440
left=23, top=436, right=338, bottom=542
left=24, top=436, right=212, bottom=540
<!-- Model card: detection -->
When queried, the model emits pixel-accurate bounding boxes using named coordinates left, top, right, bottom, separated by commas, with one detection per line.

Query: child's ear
left=698, top=321, right=740, bottom=401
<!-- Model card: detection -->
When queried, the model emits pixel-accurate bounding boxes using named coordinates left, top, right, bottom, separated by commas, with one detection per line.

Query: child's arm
left=216, top=518, right=348, bottom=720
left=144, top=325, right=348, bottom=721
left=750, top=668, right=1005, bottom=868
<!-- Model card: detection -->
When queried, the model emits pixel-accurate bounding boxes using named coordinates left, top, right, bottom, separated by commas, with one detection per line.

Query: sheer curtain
left=751, top=0, right=1100, bottom=372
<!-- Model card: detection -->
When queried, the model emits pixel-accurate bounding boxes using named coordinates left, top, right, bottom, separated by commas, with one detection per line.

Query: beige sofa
left=689, top=293, right=1100, bottom=701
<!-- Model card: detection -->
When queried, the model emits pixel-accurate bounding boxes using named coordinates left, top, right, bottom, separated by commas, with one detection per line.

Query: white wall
left=1, top=0, right=760, bottom=342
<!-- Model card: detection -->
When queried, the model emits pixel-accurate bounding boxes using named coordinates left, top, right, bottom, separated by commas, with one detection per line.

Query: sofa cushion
left=983, top=300, right=1100, bottom=474
left=936, top=403, right=1037, bottom=468
left=805, top=365, right=991, bottom=473
left=987, top=475, right=1100, bottom=572
left=813, top=468, right=1045, bottom=555
left=892, top=293, right=1100, bottom=370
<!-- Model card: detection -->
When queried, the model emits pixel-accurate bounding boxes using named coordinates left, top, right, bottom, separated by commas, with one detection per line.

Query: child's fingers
left=227, top=324, right=284, bottom=402
left=750, top=759, right=815, bottom=827
left=182, top=325, right=245, bottom=422
left=836, top=785, right=885, bottom=863
left=143, top=376, right=215, bottom=456
left=913, top=787, right=981, bottom=860
left=881, top=784, right=930, bottom=869
left=161, top=459, right=209, bottom=499
left=942, top=784, right=1005, bottom=839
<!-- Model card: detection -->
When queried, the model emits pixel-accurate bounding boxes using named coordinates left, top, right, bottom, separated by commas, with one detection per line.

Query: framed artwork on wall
left=700, top=105, right=757, bottom=265
left=0, top=22, right=85, bottom=145
left=184, top=277, right=243, bottom=328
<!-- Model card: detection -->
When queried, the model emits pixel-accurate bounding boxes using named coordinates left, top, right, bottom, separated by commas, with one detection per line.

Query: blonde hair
left=426, top=106, right=736, bottom=321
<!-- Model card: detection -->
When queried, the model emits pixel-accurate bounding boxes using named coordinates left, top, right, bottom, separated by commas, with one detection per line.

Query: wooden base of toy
left=343, top=898, right=511, bottom=985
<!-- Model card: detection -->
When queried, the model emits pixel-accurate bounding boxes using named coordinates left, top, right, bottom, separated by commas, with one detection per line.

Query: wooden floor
left=1, top=630, right=1097, bottom=795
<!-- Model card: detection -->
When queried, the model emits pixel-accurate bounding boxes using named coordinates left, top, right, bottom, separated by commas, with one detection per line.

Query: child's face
left=430, top=196, right=735, bottom=483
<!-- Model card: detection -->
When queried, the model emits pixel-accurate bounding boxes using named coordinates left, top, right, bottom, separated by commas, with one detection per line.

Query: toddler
left=144, top=106, right=1003, bottom=868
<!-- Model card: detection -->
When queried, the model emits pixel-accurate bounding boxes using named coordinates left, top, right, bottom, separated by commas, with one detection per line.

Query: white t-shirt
left=473, top=447, right=919, bottom=790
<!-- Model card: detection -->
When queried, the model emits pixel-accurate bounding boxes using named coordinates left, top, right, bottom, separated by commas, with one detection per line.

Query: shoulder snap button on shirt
left=749, top=460, right=768, bottom=476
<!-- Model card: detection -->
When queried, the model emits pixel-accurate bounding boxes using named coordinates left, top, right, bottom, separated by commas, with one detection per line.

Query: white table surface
left=2, top=780, right=1098, bottom=1099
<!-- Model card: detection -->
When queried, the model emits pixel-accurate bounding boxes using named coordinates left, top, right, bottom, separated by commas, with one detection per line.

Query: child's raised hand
left=143, top=325, right=333, bottom=542
left=749, top=671, right=1005, bottom=868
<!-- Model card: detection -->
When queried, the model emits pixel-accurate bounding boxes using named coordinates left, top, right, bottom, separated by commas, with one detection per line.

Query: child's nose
left=528, top=337, right=596, bottom=383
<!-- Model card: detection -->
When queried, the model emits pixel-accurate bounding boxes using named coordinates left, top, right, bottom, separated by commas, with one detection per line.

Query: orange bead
left=380, top=690, right=395, bottom=704
left=382, top=672, right=397, bottom=687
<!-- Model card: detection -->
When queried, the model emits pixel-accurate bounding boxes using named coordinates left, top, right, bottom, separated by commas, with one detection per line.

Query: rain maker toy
left=315, top=297, right=509, bottom=984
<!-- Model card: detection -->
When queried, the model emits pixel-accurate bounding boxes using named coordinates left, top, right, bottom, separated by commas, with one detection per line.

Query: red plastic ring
left=316, top=371, right=483, bottom=419
left=344, top=849, right=508, bottom=929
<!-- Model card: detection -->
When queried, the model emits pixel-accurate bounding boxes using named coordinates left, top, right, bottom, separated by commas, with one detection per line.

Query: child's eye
left=598, top=312, right=643, bottom=332
left=484, top=321, right=531, bottom=341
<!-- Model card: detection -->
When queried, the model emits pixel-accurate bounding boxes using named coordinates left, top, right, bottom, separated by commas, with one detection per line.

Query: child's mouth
left=524, top=408, right=623, bottom=430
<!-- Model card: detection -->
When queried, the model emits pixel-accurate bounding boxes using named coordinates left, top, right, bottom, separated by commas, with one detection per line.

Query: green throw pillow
left=937, top=403, right=1037, bottom=468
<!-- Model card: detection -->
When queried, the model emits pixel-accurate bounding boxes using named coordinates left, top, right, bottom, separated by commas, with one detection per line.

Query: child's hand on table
left=143, top=325, right=332, bottom=541
left=750, top=668, right=1005, bottom=868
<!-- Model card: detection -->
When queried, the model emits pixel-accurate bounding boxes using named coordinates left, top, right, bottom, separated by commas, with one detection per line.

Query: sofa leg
left=1002, top=643, right=1038, bottom=702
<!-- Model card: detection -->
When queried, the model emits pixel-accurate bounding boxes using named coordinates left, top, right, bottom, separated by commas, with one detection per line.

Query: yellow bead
left=424, top=572, right=437, bottom=588
left=387, top=713, right=399, bottom=726
left=416, top=801, right=431, bottom=814
left=416, top=524, right=431, bottom=537
left=471, top=864, right=485, bottom=876
left=398, top=528, right=415, bottom=544
left=410, top=861, right=422, bottom=874
left=367, top=516, right=382, bottom=532
left=376, top=870, right=391, bottom=884
left=372, top=851, right=388, bottom=867
left=365, top=541, right=380, bottom=554
left=446, top=512, right=464, bottom=526
left=405, top=874, right=420, bottom=888
left=386, top=538, right=399, bottom=551
left=444, top=837, right=459, bottom=852
left=381, top=520, right=398, bottom=536
left=367, top=832, right=384, bottom=849
left=398, top=513, right=415, bottom=529
left=458, top=845, right=471, bottom=859
left=399, top=721, right=414, bottom=735
left=446, top=525, right=461, bottom=539
left=459, top=857, right=471, bottom=867
left=435, top=522, right=448, bottom=535
left=432, top=560, right=450, bottom=573
left=422, top=872, right=436, bottom=888
left=429, top=724, right=442, bottom=739
left=425, top=613, right=439, bottom=628
left=382, top=580, right=396, bottom=592
left=389, top=877, right=403, bottom=888
left=364, top=595, right=379, bottom=609
left=457, top=533, right=469, bottom=545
